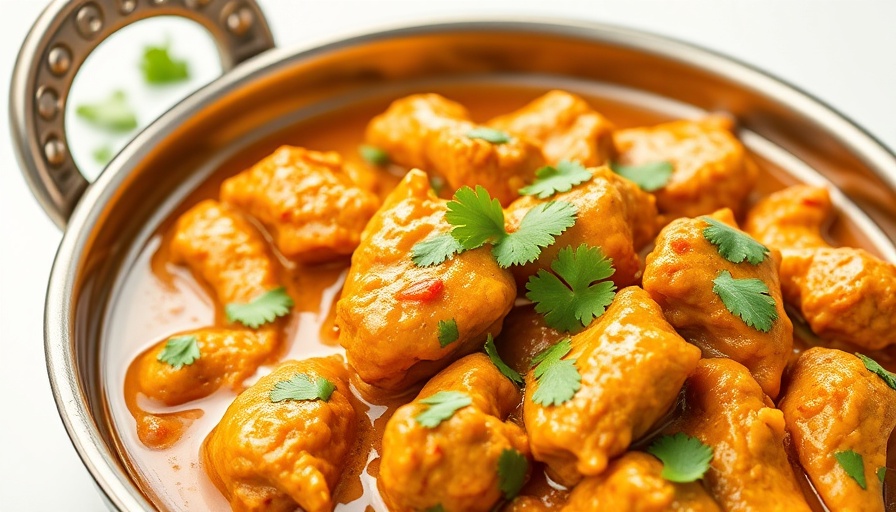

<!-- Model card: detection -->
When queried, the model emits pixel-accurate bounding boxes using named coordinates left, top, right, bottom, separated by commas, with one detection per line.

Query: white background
left=1, top=1, right=895, bottom=510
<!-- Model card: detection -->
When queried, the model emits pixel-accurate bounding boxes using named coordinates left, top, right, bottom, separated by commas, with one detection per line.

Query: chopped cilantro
left=225, top=287, right=294, bottom=329
left=530, top=339, right=581, bottom=406
left=497, top=448, right=529, bottom=500
left=485, top=334, right=522, bottom=385
left=414, top=391, right=472, bottom=428
left=437, top=318, right=459, bottom=347
left=466, top=127, right=511, bottom=144
left=75, top=90, right=138, bottom=132
left=712, top=271, right=778, bottom=332
left=702, top=216, right=769, bottom=265
left=525, top=244, right=617, bottom=332
left=411, top=233, right=465, bottom=267
left=269, top=373, right=335, bottom=403
left=856, top=353, right=896, bottom=391
left=359, top=144, right=389, bottom=166
left=519, top=160, right=592, bottom=199
left=835, top=450, right=867, bottom=489
left=610, top=161, right=673, bottom=192
left=140, top=42, right=189, bottom=84
left=878, top=467, right=887, bottom=484
left=156, top=335, right=200, bottom=369
left=424, top=505, right=445, bottom=512
left=93, top=145, right=113, bottom=165
left=647, top=433, right=714, bottom=483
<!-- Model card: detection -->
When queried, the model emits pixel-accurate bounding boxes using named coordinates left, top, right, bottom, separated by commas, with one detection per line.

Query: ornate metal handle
left=9, top=0, right=275, bottom=228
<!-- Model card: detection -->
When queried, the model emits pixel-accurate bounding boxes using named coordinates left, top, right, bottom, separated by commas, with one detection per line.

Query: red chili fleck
left=801, top=196, right=822, bottom=207
left=396, top=278, right=444, bottom=302
left=671, top=239, right=690, bottom=254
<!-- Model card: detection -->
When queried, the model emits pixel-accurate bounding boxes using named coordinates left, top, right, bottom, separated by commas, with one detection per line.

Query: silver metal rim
left=44, top=18, right=896, bottom=511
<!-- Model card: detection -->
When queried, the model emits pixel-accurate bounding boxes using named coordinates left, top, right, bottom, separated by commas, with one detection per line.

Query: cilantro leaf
left=702, top=217, right=769, bottom=265
left=855, top=353, right=896, bottom=391
left=359, top=144, right=389, bottom=166
left=878, top=467, right=887, bottom=484
left=497, top=448, right=529, bottom=500
left=712, top=271, right=778, bottom=332
left=494, top=201, right=577, bottom=268
left=93, top=145, right=113, bottom=165
left=519, top=160, right=592, bottom=199
left=140, top=42, right=189, bottom=84
left=466, top=127, right=511, bottom=144
left=648, top=433, right=714, bottom=483
left=530, top=339, right=581, bottom=406
left=412, top=233, right=465, bottom=267
left=835, top=450, right=867, bottom=489
left=438, top=318, right=459, bottom=347
left=414, top=391, right=472, bottom=428
left=525, top=244, right=617, bottom=332
left=269, top=373, right=335, bottom=403
left=225, top=287, right=294, bottom=328
left=75, top=90, right=138, bottom=132
left=156, top=335, right=200, bottom=369
left=610, top=161, right=673, bottom=192
left=446, top=186, right=507, bottom=250
left=485, top=334, right=523, bottom=385
left=424, top=506, right=445, bottom=512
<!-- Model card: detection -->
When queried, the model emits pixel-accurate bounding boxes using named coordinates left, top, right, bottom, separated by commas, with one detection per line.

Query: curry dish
left=111, top=87, right=896, bottom=512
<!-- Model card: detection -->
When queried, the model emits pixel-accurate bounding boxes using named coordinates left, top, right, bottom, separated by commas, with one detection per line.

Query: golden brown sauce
left=104, top=83, right=896, bottom=511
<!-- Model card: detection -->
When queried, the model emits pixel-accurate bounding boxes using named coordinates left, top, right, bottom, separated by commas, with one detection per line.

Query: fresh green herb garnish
left=359, top=144, right=389, bottom=166
left=411, top=233, right=465, bottom=267
left=225, top=287, right=294, bottom=329
left=430, top=176, right=445, bottom=196
left=647, top=433, right=714, bottom=483
left=526, top=244, right=617, bottom=333
left=424, top=505, right=445, bottom=512
left=497, top=448, right=529, bottom=500
left=485, top=334, right=523, bottom=385
left=712, top=270, right=778, bottom=332
left=835, top=450, right=867, bottom=489
left=140, top=42, right=189, bottom=84
left=437, top=318, right=459, bottom=348
left=75, top=90, right=138, bottom=132
left=93, top=145, right=113, bottom=165
left=610, top=161, right=674, bottom=192
left=156, top=335, right=200, bottom=369
left=466, top=127, right=511, bottom=144
left=269, top=373, right=335, bottom=403
left=530, top=339, right=581, bottom=406
left=856, top=353, right=896, bottom=391
left=702, top=217, right=769, bottom=265
left=519, top=160, right=592, bottom=199
left=414, top=391, right=472, bottom=428
left=878, top=467, right=887, bottom=484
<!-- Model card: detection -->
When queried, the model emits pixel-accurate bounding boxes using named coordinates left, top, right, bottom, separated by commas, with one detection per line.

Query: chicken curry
left=108, top=85, right=896, bottom=512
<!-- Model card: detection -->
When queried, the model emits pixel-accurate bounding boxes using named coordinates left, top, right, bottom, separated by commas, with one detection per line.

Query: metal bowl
left=10, top=1, right=896, bottom=510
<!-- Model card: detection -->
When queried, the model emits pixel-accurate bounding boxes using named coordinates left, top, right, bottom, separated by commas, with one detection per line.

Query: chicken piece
left=745, top=185, right=896, bottom=349
left=336, top=170, right=516, bottom=391
left=524, top=287, right=701, bottom=486
left=380, top=353, right=530, bottom=512
left=613, top=116, right=757, bottom=219
left=487, top=90, right=616, bottom=166
left=505, top=166, right=658, bottom=288
left=202, top=356, right=356, bottom=512
left=642, top=209, right=792, bottom=398
left=134, top=328, right=276, bottom=406
left=220, top=146, right=379, bottom=263
left=779, top=348, right=896, bottom=512
left=667, top=358, right=810, bottom=512
left=562, top=452, right=721, bottom=512
left=366, top=93, right=544, bottom=205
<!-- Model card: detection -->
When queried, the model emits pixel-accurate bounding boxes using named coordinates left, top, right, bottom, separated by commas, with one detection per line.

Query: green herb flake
left=225, top=287, right=294, bottom=329
left=466, top=127, right=511, bottom=144
left=437, top=318, right=460, bottom=348
left=156, top=335, right=200, bottom=370
left=855, top=353, right=896, bottom=391
left=424, top=505, right=445, bottom=512
left=526, top=244, right=617, bottom=332
left=140, top=43, right=189, bottom=84
left=414, top=391, right=472, bottom=428
left=835, top=450, right=867, bottom=490
left=359, top=144, right=389, bottom=166
left=647, top=433, right=714, bottom=483
left=530, top=339, right=581, bottom=406
left=497, top=448, right=529, bottom=500
left=702, top=216, right=769, bottom=265
left=411, top=233, right=465, bottom=267
left=269, top=373, right=335, bottom=403
left=878, top=467, right=887, bottom=484
left=93, top=145, right=113, bottom=165
left=485, top=334, right=523, bottom=385
left=712, top=270, right=778, bottom=332
left=610, top=161, right=674, bottom=192
left=519, top=160, right=592, bottom=199
left=75, top=90, right=138, bottom=132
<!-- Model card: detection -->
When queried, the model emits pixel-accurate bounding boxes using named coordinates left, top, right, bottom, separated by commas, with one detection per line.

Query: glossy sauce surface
left=103, top=83, right=893, bottom=511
